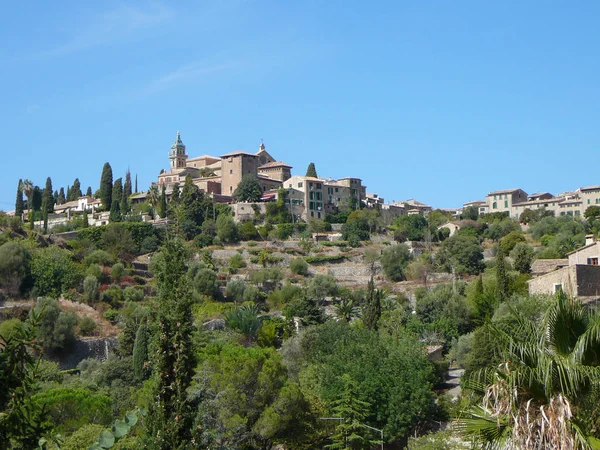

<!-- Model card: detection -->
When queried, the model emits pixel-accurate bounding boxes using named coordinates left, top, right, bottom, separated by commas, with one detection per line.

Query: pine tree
left=326, top=374, right=377, bottom=450
left=100, top=162, right=113, bottom=211
left=362, top=276, right=382, bottom=331
left=133, top=324, right=150, bottom=382
left=144, top=239, right=198, bottom=448
left=86, top=186, right=92, bottom=197
left=306, top=162, right=318, bottom=178
left=57, top=187, right=65, bottom=205
left=15, top=179, right=24, bottom=218
left=496, top=247, right=510, bottom=303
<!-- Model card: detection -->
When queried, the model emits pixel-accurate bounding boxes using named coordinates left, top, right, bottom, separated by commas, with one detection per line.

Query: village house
left=528, top=235, right=600, bottom=303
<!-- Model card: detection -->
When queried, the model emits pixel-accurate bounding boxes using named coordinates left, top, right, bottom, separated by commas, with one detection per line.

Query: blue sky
left=1, top=1, right=599, bottom=211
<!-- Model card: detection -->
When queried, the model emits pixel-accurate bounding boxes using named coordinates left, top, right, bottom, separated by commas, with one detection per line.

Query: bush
left=123, top=285, right=144, bottom=302
left=34, top=297, right=77, bottom=352
left=84, top=249, right=113, bottom=267
left=290, top=257, right=309, bottom=275
left=0, top=241, right=30, bottom=297
left=111, top=263, right=125, bottom=282
left=31, top=246, right=84, bottom=298
left=83, top=275, right=100, bottom=303
left=381, top=244, right=412, bottom=281
left=78, top=316, right=97, bottom=336
left=304, top=255, right=347, bottom=264
left=216, top=214, right=239, bottom=244
left=229, top=253, right=247, bottom=270
left=239, top=221, right=259, bottom=241
left=139, top=235, right=160, bottom=254
left=226, top=279, right=246, bottom=303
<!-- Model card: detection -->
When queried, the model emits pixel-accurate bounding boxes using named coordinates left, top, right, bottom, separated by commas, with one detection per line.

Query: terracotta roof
left=580, top=185, right=600, bottom=192
left=258, top=161, right=292, bottom=169
left=487, top=188, right=524, bottom=196
left=257, top=175, right=282, bottom=183
left=531, top=259, right=568, bottom=275
left=130, top=192, right=147, bottom=199
left=220, top=150, right=258, bottom=158
left=187, top=154, right=220, bottom=162
left=463, top=200, right=486, bottom=206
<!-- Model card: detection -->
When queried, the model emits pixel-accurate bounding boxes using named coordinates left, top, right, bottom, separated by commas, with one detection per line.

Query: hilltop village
left=3, top=132, right=600, bottom=449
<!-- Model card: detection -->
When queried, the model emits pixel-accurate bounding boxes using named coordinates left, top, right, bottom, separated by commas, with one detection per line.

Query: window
left=553, top=284, right=563, bottom=294
left=504, top=200, right=508, bottom=208
left=317, top=212, right=321, bottom=219
left=504, top=194, right=508, bottom=199
left=493, top=202, right=497, bottom=209
left=229, top=186, right=233, bottom=193
left=229, top=169, right=233, bottom=174
left=335, top=188, right=339, bottom=192
left=298, top=182, right=303, bottom=188
left=317, top=183, right=322, bottom=189
left=575, top=210, right=580, bottom=215
left=587, top=258, right=598, bottom=265
left=494, top=195, right=497, bottom=200
left=588, top=199, right=591, bottom=204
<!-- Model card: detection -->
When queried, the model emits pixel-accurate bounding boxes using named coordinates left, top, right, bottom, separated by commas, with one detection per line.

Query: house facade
left=528, top=236, right=600, bottom=302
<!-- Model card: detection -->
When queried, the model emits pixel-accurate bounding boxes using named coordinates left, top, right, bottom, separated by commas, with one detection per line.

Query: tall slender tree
left=86, top=186, right=92, bottom=197
left=68, top=178, right=82, bottom=201
left=110, top=178, right=123, bottom=222
left=57, top=187, right=65, bottom=205
left=496, top=247, right=509, bottom=303
left=43, top=177, right=54, bottom=214
left=99, top=162, right=113, bottom=211
left=362, top=276, right=382, bottom=331
left=144, top=239, right=198, bottom=448
left=306, top=162, right=318, bottom=178
left=14, top=179, right=24, bottom=218
left=158, top=185, right=167, bottom=219
left=134, top=174, right=138, bottom=193
left=124, top=170, right=132, bottom=199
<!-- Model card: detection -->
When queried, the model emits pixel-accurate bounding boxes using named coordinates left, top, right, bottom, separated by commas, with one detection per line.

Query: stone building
left=528, top=236, right=600, bottom=302
left=486, top=188, right=528, bottom=216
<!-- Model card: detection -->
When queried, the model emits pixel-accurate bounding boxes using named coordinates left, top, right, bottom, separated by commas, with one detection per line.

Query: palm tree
left=21, top=179, right=33, bottom=211
left=457, top=292, right=600, bottom=449
left=147, top=185, right=159, bottom=218
left=335, top=298, right=360, bottom=323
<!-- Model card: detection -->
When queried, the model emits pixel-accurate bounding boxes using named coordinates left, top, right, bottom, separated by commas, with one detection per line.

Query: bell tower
left=169, top=131, right=188, bottom=170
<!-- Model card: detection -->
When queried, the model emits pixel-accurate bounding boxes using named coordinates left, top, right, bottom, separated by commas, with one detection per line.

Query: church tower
left=169, top=131, right=188, bottom=170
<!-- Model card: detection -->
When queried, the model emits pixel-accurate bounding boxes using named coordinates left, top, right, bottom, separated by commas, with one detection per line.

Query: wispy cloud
left=138, top=61, right=240, bottom=97
left=37, top=3, right=174, bottom=58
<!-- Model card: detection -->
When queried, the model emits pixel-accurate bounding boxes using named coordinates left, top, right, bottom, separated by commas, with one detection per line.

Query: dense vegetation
left=2, top=173, right=600, bottom=448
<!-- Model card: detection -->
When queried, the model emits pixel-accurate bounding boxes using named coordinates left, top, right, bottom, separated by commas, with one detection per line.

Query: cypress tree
left=86, top=186, right=92, bottom=197
left=109, top=199, right=122, bottom=222
left=362, top=276, right=382, bottom=331
left=69, top=178, right=82, bottom=201
left=15, top=179, right=24, bottom=218
left=32, top=186, right=42, bottom=211
left=82, top=211, right=89, bottom=228
left=53, top=190, right=58, bottom=204
left=100, top=162, right=113, bottom=211
left=133, top=324, right=150, bottom=382
left=305, top=162, right=318, bottom=178
left=171, top=182, right=180, bottom=204
left=158, top=185, right=167, bottom=219
left=66, top=185, right=71, bottom=202
left=112, top=178, right=123, bottom=209
left=124, top=170, right=132, bottom=199
left=134, top=174, right=138, bottom=193
left=43, top=177, right=54, bottom=213
left=496, top=247, right=510, bottom=303
left=144, top=239, right=198, bottom=447
left=57, top=187, right=65, bottom=205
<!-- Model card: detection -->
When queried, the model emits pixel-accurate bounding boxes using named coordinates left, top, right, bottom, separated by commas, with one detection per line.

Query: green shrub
left=83, top=275, right=100, bottom=303
left=239, top=221, right=259, bottom=241
left=104, top=309, right=120, bottom=322
left=290, top=257, right=309, bottom=275
left=304, top=255, right=346, bottom=264
left=78, top=316, right=97, bottom=336
left=247, top=241, right=258, bottom=247
left=229, top=253, right=247, bottom=269
left=111, top=263, right=125, bottom=282
left=84, top=249, right=113, bottom=267
left=123, top=285, right=144, bottom=302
